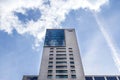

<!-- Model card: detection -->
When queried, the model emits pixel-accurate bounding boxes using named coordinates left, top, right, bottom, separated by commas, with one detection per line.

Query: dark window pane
left=70, top=65, right=75, bottom=68
left=70, top=61, right=74, bottom=64
left=71, top=75, right=76, bottom=78
left=56, top=61, right=67, bottom=64
left=85, top=77, right=93, bottom=80
left=118, top=77, right=120, bottom=80
left=50, top=48, right=54, bottom=49
left=48, top=65, right=53, bottom=68
left=69, top=50, right=73, bottom=52
left=70, top=57, right=74, bottom=60
left=94, top=77, right=105, bottom=80
left=48, top=70, right=52, bottom=73
left=49, top=57, right=53, bottom=60
left=69, top=54, right=73, bottom=56
left=106, top=77, right=117, bottom=80
left=56, top=66, right=67, bottom=68
left=26, top=76, right=38, bottom=80
left=49, top=54, right=53, bottom=56
left=56, top=70, right=67, bottom=73
left=50, top=51, right=54, bottom=52
left=71, top=70, right=76, bottom=73
left=47, top=75, right=52, bottom=79
left=56, top=54, right=66, bottom=56
left=56, top=57, right=66, bottom=60
left=56, top=75, right=68, bottom=78
left=49, top=61, right=53, bottom=64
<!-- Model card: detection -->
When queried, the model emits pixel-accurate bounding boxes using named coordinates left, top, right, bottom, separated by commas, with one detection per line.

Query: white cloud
left=0, top=0, right=109, bottom=49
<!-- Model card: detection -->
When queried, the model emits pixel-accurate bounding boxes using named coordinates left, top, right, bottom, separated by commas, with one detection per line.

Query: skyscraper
left=22, top=29, right=120, bottom=80
left=38, top=29, right=85, bottom=80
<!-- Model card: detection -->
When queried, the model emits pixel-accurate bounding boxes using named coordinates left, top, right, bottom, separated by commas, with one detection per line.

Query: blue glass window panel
left=106, top=76, right=117, bottom=80
left=118, top=77, right=120, bottom=80
left=27, top=76, right=38, bottom=80
left=44, top=29, right=65, bottom=46
left=94, top=77, right=105, bottom=80
left=85, top=77, right=93, bottom=80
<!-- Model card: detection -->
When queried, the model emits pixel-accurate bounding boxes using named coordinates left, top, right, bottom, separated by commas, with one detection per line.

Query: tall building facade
left=22, top=29, right=120, bottom=80
left=38, top=29, right=85, bottom=80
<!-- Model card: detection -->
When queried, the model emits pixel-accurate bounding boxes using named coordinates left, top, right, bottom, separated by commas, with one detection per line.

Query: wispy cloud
left=0, top=0, right=109, bottom=49
left=94, top=13, right=120, bottom=72
left=82, top=32, right=104, bottom=74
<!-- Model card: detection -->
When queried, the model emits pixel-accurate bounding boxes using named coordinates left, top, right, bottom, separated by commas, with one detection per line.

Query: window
left=56, top=70, right=67, bottom=73
left=56, top=51, right=66, bottom=53
left=44, top=29, right=65, bottom=46
left=69, top=48, right=73, bottom=52
left=70, top=57, right=74, bottom=60
left=56, top=66, right=67, bottom=68
left=56, top=75, right=68, bottom=78
left=106, top=77, right=117, bottom=80
left=48, top=65, right=53, bottom=68
left=94, top=77, right=105, bottom=80
left=47, top=75, right=52, bottom=79
left=48, top=70, right=53, bottom=73
left=56, top=61, right=67, bottom=64
left=85, top=77, right=93, bottom=80
left=49, top=54, right=53, bottom=56
left=56, top=57, right=66, bottom=60
left=71, top=75, right=76, bottom=78
left=71, top=70, right=76, bottom=73
left=26, top=76, right=38, bottom=80
left=70, top=61, right=74, bottom=64
left=69, top=50, right=73, bottom=52
left=49, top=61, right=53, bottom=64
left=50, top=48, right=54, bottom=49
left=70, top=65, right=75, bottom=68
left=56, top=54, right=66, bottom=56
left=118, top=77, right=120, bottom=80
left=49, top=57, right=53, bottom=60
left=69, top=48, right=72, bottom=49
left=50, top=51, right=53, bottom=52
left=69, top=54, right=73, bottom=56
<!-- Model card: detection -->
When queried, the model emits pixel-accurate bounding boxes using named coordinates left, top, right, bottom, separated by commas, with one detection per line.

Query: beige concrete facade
left=38, top=29, right=85, bottom=80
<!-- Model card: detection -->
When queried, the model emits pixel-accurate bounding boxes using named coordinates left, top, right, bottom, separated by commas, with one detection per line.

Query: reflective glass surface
left=118, top=77, right=120, bottom=80
left=94, top=77, right=105, bottom=80
left=85, top=77, right=93, bottom=80
left=56, top=75, right=68, bottom=78
left=106, top=76, right=117, bottom=80
left=44, top=29, right=65, bottom=46
left=26, top=76, right=38, bottom=80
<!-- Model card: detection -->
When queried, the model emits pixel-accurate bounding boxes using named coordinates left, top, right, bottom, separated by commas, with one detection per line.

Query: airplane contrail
left=94, top=13, right=120, bottom=72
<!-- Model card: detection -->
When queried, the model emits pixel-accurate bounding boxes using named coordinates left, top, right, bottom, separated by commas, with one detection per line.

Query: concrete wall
left=38, top=29, right=85, bottom=80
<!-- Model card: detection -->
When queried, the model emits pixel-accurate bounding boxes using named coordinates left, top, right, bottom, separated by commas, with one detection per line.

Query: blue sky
left=0, top=0, right=120, bottom=80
